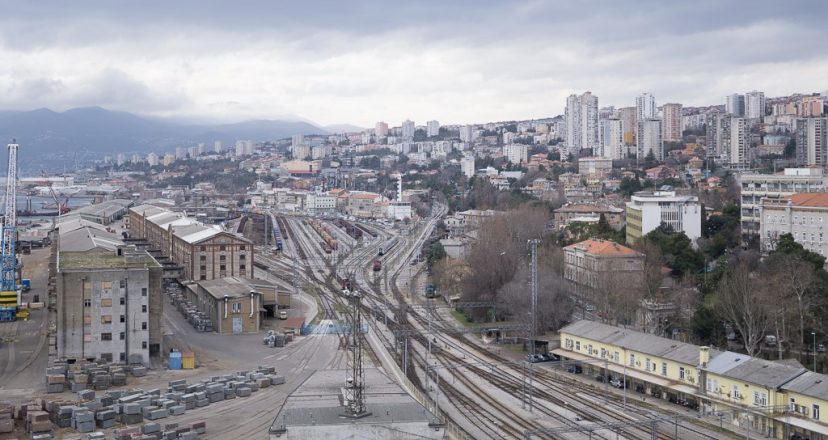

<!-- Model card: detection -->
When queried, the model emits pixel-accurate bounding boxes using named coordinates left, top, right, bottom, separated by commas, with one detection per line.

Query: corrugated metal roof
left=783, top=371, right=828, bottom=399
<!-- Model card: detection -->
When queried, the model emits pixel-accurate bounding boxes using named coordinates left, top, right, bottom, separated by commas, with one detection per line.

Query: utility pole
left=528, top=238, right=539, bottom=412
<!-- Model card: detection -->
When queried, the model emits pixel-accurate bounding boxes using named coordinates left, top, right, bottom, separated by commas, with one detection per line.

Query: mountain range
left=0, top=107, right=344, bottom=160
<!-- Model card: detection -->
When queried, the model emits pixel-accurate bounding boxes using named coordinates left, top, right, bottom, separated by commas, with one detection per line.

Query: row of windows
left=565, top=338, right=691, bottom=381
left=100, top=333, right=147, bottom=346
left=199, top=264, right=246, bottom=272
left=199, top=245, right=246, bottom=252
left=199, top=254, right=246, bottom=261
left=84, top=296, right=147, bottom=308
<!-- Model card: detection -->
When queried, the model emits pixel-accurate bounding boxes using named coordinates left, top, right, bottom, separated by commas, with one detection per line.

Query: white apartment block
left=565, top=91, right=599, bottom=156
left=760, top=193, right=828, bottom=261
left=503, top=144, right=528, bottom=164
left=146, top=152, right=159, bottom=166
left=293, top=144, right=311, bottom=160
left=460, top=155, right=475, bottom=178
left=375, top=121, right=389, bottom=137
left=738, top=168, right=828, bottom=239
left=214, top=140, right=223, bottom=153
left=402, top=119, right=416, bottom=138
left=636, top=93, right=657, bottom=121
left=601, top=117, right=625, bottom=160
left=306, top=193, right=337, bottom=212
left=426, top=120, right=440, bottom=137
left=626, top=190, right=702, bottom=245
left=291, top=134, right=304, bottom=147
left=636, top=118, right=663, bottom=160
left=726, top=117, right=749, bottom=168
left=745, top=91, right=766, bottom=120
left=459, top=125, right=474, bottom=143
left=661, top=103, right=682, bottom=142
left=796, top=118, right=828, bottom=167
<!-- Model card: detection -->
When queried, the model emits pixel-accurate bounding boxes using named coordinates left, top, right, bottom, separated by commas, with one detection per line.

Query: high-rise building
left=636, top=118, right=663, bottom=160
left=503, top=144, right=528, bottom=164
left=795, top=118, right=828, bottom=167
left=375, top=121, right=389, bottom=138
left=214, top=140, right=223, bottom=153
left=426, top=120, right=440, bottom=137
left=618, top=107, right=637, bottom=146
left=146, top=152, right=159, bottom=167
left=235, top=140, right=254, bottom=157
left=163, top=153, right=175, bottom=166
left=661, top=103, right=682, bottom=142
left=705, top=112, right=727, bottom=162
left=401, top=120, right=415, bottom=139
left=744, top=91, right=766, bottom=120
left=291, top=134, right=304, bottom=147
left=175, top=147, right=187, bottom=159
left=564, top=91, right=599, bottom=157
left=635, top=93, right=657, bottom=121
left=602, top=118, right=625, bottom=160
left=293, top=144, right=311, bottom=160
left=726, top=118, right=749, bottom=168
left=726, top=94, right=745, bottom=116
left=131, top=154, right=142, bottom=164
left=460, top=155, right=475, bottom=178
left=459, top=125, right=474, bottom=143
left=799, top=96, right=825, bottom=117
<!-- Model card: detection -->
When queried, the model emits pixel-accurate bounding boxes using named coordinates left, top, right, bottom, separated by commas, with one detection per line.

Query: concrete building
left=292, top=144, right=311, bottom=161
left=291, top=134, right=304, bottom=147
left=127, top=205, right=254, bottom=282
left=636, top=118, right=663, bottom=160
left=553, top=203, right=625, bottom=230
left=619, top=107, right=637, bottom=146
left=459, top=125, right=474, bottom=143
left=636, top=93, right=657, bottom=121
left=460, top=155, right=475, bottom=178
left=503, top=144, right=528, bottom=164
left=374, top=121, right=389, bottom=138
left=563, top=239, right=644, bottom=300
left=800, top=96, right=825, bottom=117
left=305, top=193, right=337, bottom=212
left=146, top=152, right=159, bottom=167
left=184, top=277, right=269, bottom=334
left=705, top=111, right=726, bottom=162
left=426, top=120, right=440, bottom=137
left=661, top=103, right=683, bottom=142
left=578, top=157, right=613, bottom=178
left=726, top=93, right=745, bottom=116
left=795, top=118, right=828, bottom=167
left=565, top=91, right=600, bottom=156
left=163, top=153, right=175, bottom=166
left=738, top=168, right=828, bottom=240
left=726, top=117, right=749, bottom=168
left=214, top=140, right=223, bottom=153
left=760, top=193, right=828, bottom=260
left=626, top=190, right=702, bottom=245
left=56, top=224, right=162, bottom=364
left=600, top=117, right=625, bottom=160
left=745, top=90, right=766, bottom=120
left=401, top=119, right=415, bottom=139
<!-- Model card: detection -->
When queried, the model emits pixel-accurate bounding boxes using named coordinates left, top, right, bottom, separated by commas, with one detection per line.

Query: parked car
left=610, top=377, right=629, bottom=389
left=566, top=365, right=583, bottom=374
left=526, top=354, right=542, bottom=363
left=595, top=374, right=607, bottom=382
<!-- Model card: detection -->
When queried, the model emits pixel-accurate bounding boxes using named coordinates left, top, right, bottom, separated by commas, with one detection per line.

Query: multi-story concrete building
left=619, top=107, right=637, bottom=146
left=636, top=93, right=657, bottom=121
left=305, top=193, right=337, bottom=212
left=795, top=118, right=828, bottom=167
left=636, top=118, right=663, bottom=160
left=799, top=96, right=825, bottom=117
left=745, top=90, right=766, bottom=120
left=726, top=93, right=745, bottom=116
left=503, top=144, right=528, bottom=164
left=725, top=117, right=749, bottom=168
left=661, top=103, right=682, bottom=142
left=292, top=144, right=311, bottom=161
left=600, top=117, right=625, bottom=160
left=578, top=157, right=613, bottom=178
left=565, top=91, right=599, bottom=156
left=626, top=190, right=702, bottom=245
left=56, top=223, right=163, bottom=364
left=459, top=125, right=474, bottom=143
left=146, top=152, right=159, bottom=167
left=291, top=134, right=304, bottom=147
left=426, top=120, right=440, bottom=137
left=563, top=239, right=644, bottom=300
left=127, top=205, right=254, bottom=282
left=214, top=140, right=223, bottom=153
left=553, top=204, right=625, bottom=230
left=460, top=155, right=475, bottom=178
left=738, top=168, right=828, bottom=240
left=705, top=111, right=726, bottom=162
left=760, top=193, right=828, bottom=260
left=375, top=121, right=389, bottom=138
left=184, top=277, right=271, bottom=334
left=401, top=119, right=415, bottom=139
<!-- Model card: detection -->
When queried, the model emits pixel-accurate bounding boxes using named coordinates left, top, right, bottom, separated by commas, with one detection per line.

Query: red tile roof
left=789, top=193, right=828, bottom=208
left=564, top=238, right=643, bottom=256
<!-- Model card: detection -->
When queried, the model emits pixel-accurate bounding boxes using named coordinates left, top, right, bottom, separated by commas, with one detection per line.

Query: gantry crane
left=0, top=140, right=20, bottom=321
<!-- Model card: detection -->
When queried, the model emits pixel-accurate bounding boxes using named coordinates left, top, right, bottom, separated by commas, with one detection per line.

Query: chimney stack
left=699, top=346, right=710, bottom=367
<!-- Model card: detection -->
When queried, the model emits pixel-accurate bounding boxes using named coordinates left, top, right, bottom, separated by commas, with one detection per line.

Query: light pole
left=813, top=332, right=817, bottom=372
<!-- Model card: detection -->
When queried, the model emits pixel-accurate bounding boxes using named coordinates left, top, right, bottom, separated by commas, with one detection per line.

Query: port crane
left=0, top=140, right=20, bottom=321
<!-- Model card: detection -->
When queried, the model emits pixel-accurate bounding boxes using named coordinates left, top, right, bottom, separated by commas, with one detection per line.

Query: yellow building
left=557, top=320, right=828, bottom=439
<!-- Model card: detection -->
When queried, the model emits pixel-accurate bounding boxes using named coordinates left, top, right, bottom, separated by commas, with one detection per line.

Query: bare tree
left=767, top=254, right=819, bottom=354
left=716, top=255, right=774, bottom=357
left=497, top=265, right=573, bottom=334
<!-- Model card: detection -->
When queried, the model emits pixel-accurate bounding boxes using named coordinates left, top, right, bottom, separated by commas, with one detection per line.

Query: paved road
left=0, top=247, right=51, bottom=402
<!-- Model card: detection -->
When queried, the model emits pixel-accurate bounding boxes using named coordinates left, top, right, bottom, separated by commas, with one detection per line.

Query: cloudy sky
left=0, top=0, right=825, bottom=127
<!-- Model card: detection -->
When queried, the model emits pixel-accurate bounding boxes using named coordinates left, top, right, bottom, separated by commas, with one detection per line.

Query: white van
left=279, top=311, right=288, bottom=320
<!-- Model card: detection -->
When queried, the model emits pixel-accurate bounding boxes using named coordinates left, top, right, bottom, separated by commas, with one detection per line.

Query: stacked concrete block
left=190, top=420, right=206, bottom=434
left=53, top=405, right=79, bottom=428
left=30, top=433, right=54, bottom=440
left=269, top=375, right=285, bottom=385
left=72, top=408, right=95, bottom=433
left=76, top=389, right=95, bottom=401
left=168, top=405, right=185, bottom=416
left=45, top=374, right=65, bottom=393
left=180, top=393, right=196, bottom=410
left=95, top=409, right=116, bottom=429
left=91, top=371, right=111, bottom=390
left=26, top=410, right=52, bottom=436
left=142, top=421, right=161, bottom=435
left=120, top=401, right=144, bottom=425
left=206, top=383, right=224, bottom=403
left=235, top=387, right=251, bottom=398
left=112, top=371, right=127, bottom=386
left=70, top=373, right=89, bottom=391
left=0, top=401, right=13, bottom=433
left=83, top=432, right=106, bottom=440
left=131, top=365, right=147, bottom=377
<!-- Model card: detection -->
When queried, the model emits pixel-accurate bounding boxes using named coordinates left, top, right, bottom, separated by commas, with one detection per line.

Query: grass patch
left=450, top=309, right=473, bottom=327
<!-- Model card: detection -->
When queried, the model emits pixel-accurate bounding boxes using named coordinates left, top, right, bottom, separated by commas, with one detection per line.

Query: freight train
left=308, top=218, right=338, bottom=251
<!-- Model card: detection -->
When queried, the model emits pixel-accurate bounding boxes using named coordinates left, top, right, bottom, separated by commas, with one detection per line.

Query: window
left=814, top=404, right=820, bottom=420
left=220, top=255, right=226, bottom=261
left=232, top=302, right=242, bottom=313
left=200, top=275, right=207, bottom=280
left=119, top=297, right=125, bottom=305
left=101, top=298, right=112, bottom=307
left=120, top=352, right=126, bottom=362
left=239, top=254, right=246, bottom=260
left=200, top=255, right=206, bottom=261
left=200, top=246, right=206, bottom=251
left=141, top=288, right=147, bottom=297
left=101, top=315, right=112, bottom=324
left=119, top=332, right=125, bottom=340
left=575, top=341, right=580, bottom=351
left=101, top=333, right=112, bottom=341
left=565, top=338, right=572, bottom=349
left=200, top=265, right=207, bottom=271
left=119, top=315, right=125, bottom=323
left=240, top=265, right=246, bottom=271
left=645, top=358, right=652, bottom=371
left=629, top=353, right=636, bottom=367
left=661, top=362, right=667, bottom=376
left=679, top=367, right=686, bottom=380
left=141, top=322, right=147, bottom=330
left=753, top=391, right=767, bottom=406
left=613, top=351, right=619, bottom=362
left=732, top=384, right=739, bottom=400
left=83, top=299, right=91, bottom=308
left=587, top=344, right=593, bottom=355
left=220, top=265, right=226, bottom=271
left=220, top=245, right=226, bottom=251
left=141, top=305, right=147, bottom=313
left=142, top=341, right=148, bottom=349
left=600, top=348, right=607, bottom=359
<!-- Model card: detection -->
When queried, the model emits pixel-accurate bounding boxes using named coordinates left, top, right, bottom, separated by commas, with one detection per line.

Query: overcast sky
left=0, top=0, right=825, bottom=127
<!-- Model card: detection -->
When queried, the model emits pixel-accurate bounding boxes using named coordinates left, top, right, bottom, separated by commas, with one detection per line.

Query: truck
left=372, top=260, right=382, bottom=272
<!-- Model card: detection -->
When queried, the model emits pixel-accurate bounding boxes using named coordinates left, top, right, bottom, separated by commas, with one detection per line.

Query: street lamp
left=813, top=332, right=818, bottom=372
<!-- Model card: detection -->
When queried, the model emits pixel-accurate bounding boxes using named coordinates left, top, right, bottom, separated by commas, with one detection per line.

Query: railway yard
left=242, top=207, right=744, bottom=440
